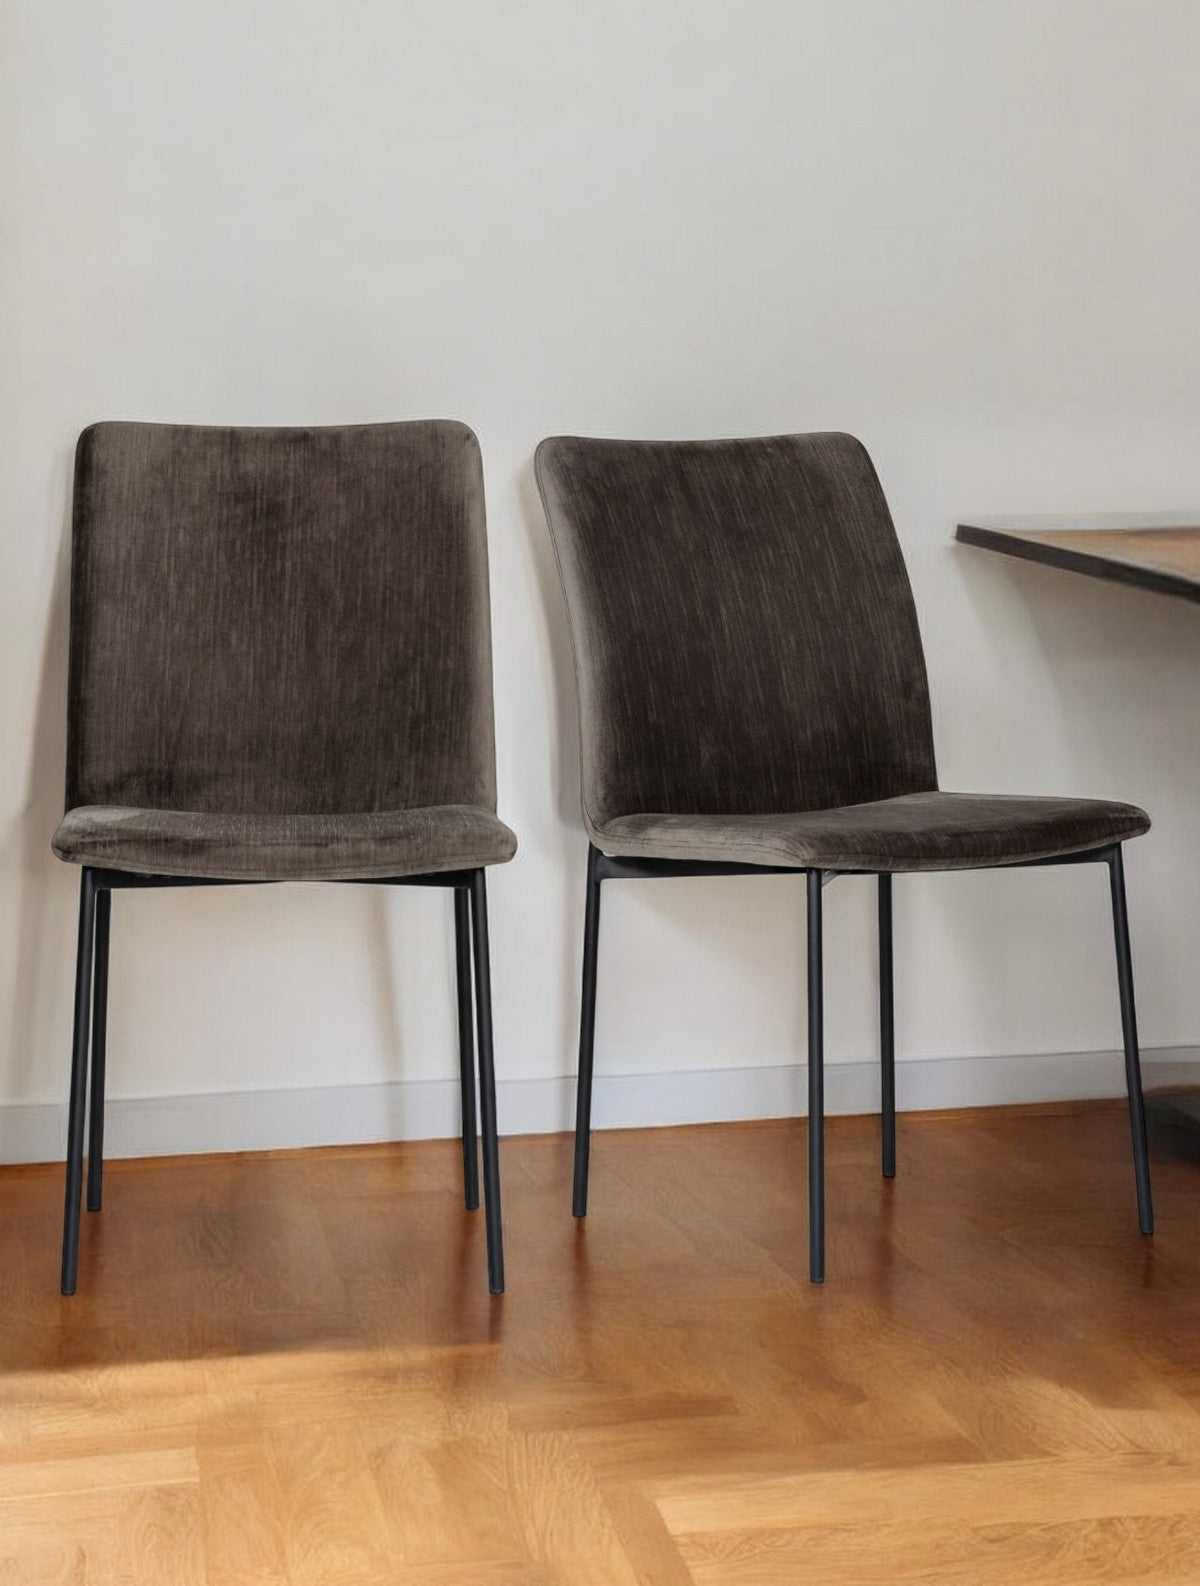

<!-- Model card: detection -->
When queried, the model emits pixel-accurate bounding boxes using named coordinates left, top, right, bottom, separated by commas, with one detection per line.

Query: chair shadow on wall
left=952, top=542, right=1199, bottom=1052
left=2, top=454, right=73, bottom=1167
left=516, top=457, right=591, bottom=1130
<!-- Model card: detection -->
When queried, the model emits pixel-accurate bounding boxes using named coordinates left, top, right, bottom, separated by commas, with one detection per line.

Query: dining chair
left=535, top=430, right=1153, bottom=1283
left=53, top=420, right=514, bottom=1295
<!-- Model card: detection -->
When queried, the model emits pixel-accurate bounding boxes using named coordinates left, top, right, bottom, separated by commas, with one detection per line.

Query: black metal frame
left=61, top=865, right=505, bottom=1297
left=571, top=840, right=1154, bottom=1284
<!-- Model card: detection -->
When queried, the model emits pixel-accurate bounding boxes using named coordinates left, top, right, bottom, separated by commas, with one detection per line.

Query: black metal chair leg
left=573, top=843, right=603, bottom=1218
left=86, top=887, right=111, bottom=1213
left=879, top=873, right=896, bottom=1179
left=807, top=869, right=825, bottom=1284
left=61, top=868, right=97, bottom=1295
left=1107, top=845, right=1154, bottom=1235
left=469, top=870, right=505, bottom=1293
left=454, top=887, right=479, bottom=1211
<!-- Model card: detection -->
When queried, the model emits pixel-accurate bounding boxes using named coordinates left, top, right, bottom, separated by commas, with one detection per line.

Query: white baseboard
left=0, top=1046, right=1193, bottom=1166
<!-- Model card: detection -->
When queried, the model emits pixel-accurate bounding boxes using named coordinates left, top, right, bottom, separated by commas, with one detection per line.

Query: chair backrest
left=535, top=431, right=937, bottom=829
left=67, top=421, right=498, bottom=816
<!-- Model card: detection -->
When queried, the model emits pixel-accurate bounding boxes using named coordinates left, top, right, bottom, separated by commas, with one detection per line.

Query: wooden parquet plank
left=196, top=1433, right=291, bottom=1585
left=265, top=1420, right=397, bottom=1585
left=679, top=1512, right=1200, bottom=1586
left=600, top=1481, right=697, bottom=1586
left=364, top=1415, right=527, bottom=1567
left=118, top=1482, right=206, bottom=1586
left=654, top=1451, right=1200, bottom=1534
left=506, top=1428, right=645, bottom=1586
left=0, top=1445, right=196, bottom=1499
left=0, top=1483, right=204, bottom=1586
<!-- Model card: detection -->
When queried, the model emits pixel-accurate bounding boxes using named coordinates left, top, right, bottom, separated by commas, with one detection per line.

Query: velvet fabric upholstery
left=52, top=805, right=516, bottom=882
left=535, top=431, right=1149, bottom=870
left=596, top=795, right=1148, bottom=872
left=54, top=421, right=516, bottom=880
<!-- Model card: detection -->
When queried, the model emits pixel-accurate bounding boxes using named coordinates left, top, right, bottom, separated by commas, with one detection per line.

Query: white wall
left=3, top=1, right=1200, bottom=1156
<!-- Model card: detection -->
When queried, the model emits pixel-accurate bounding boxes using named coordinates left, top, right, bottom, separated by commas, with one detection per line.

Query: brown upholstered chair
left=53, top=421, right=514, bottom=1295
left=535, top=430, right=1153, bottom=1283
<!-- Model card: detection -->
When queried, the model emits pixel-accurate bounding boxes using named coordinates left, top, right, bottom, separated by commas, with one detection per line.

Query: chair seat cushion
left=52, top=804, right=517, bottom=881
left=594, top=792, right=1150, bottom=872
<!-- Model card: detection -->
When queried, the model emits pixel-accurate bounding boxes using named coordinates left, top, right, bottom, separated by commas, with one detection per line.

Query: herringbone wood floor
left=1, top=1102, right=1199, bottom=1583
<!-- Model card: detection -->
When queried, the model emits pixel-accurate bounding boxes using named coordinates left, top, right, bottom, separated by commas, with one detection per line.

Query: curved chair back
left=535, top=431, right=937, bottom=829
left=67, top=421, right=498, bottom=816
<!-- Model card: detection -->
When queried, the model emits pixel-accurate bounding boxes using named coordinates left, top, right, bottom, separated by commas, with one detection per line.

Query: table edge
left=954, top=523, right=1200, bottom=605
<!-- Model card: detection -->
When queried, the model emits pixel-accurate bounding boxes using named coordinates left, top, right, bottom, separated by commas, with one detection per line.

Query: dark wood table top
left=956, top=522, right=1200, bottom=603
